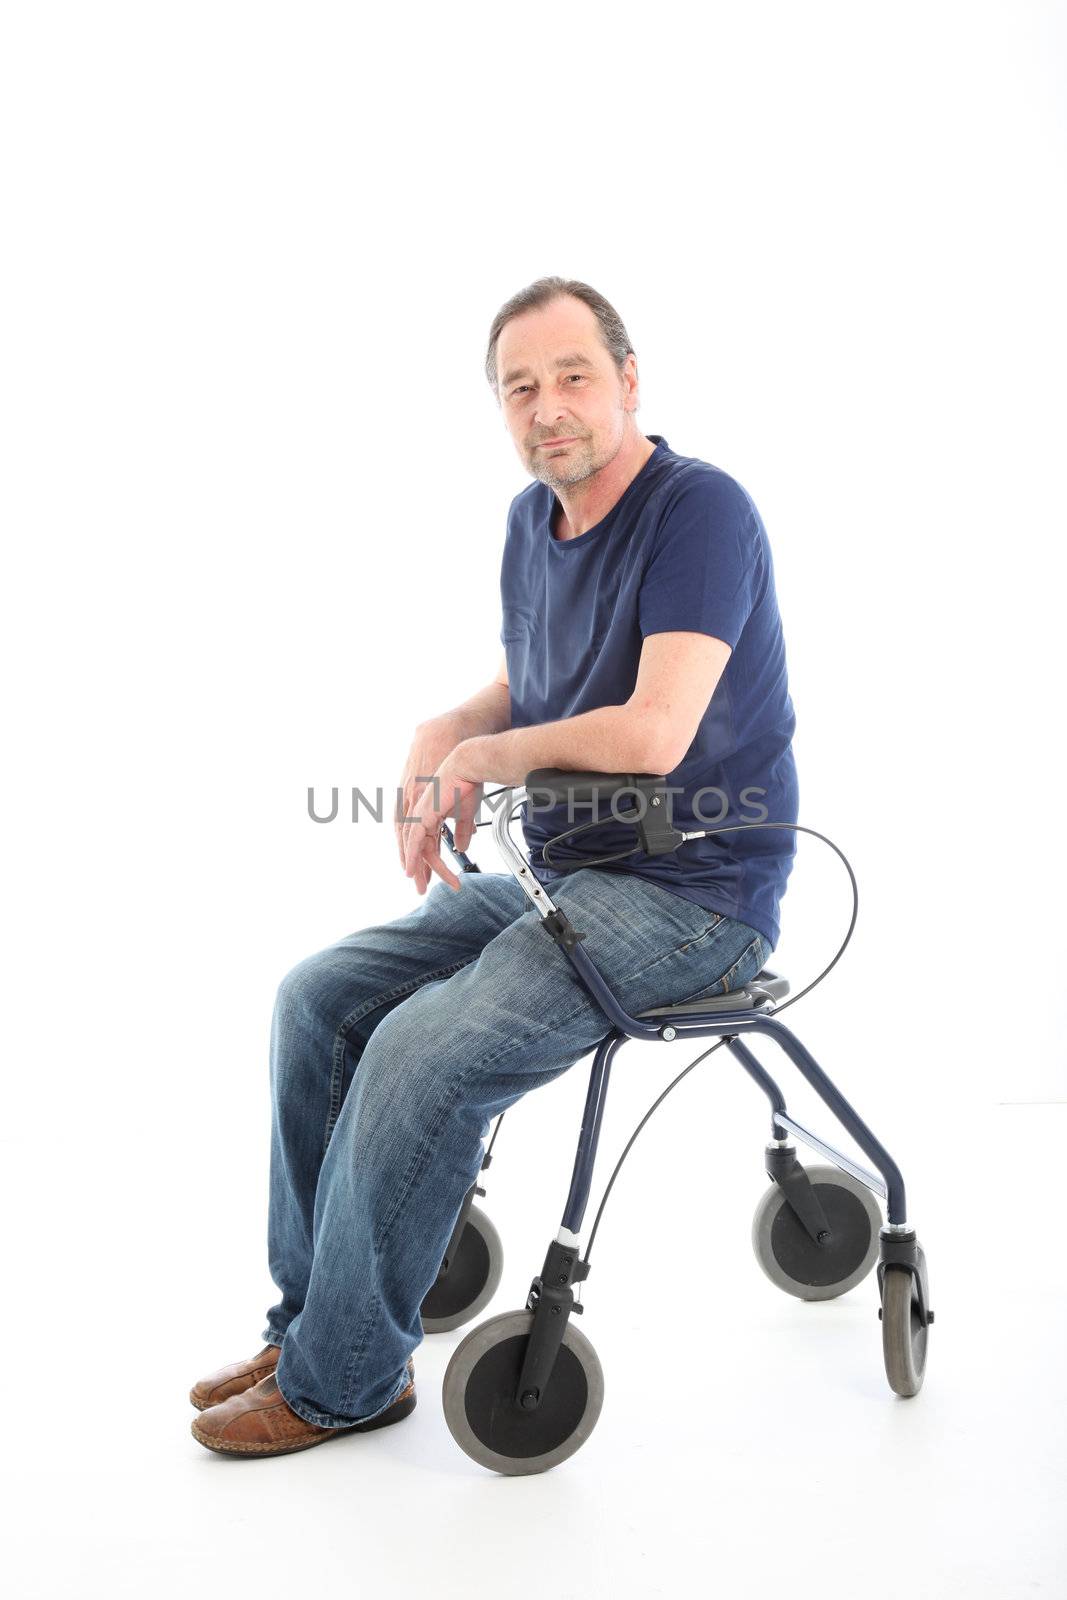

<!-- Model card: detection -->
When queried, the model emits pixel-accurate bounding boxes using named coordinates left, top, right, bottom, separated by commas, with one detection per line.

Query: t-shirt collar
left=545, top=434, right=668, bottom=551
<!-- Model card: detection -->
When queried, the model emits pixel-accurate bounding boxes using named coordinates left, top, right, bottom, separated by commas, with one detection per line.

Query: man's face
left=495, top=295, right=638, bottom=490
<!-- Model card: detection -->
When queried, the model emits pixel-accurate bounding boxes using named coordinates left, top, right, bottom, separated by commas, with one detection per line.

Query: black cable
left=458, top=794, right=860, bottom=1269
left=682, top=819, right=859, bottom=1017
left=579, top=818, right=859, bottom=1266
left=541, top=812, right=642, bottom=871
left=475, top=792, right=643, bottom=868
left=473, top=801, right=857, bottom=1020
left=582, top=1035, right=730, bottom=1262
left=472, top=790, right=641, bottom=865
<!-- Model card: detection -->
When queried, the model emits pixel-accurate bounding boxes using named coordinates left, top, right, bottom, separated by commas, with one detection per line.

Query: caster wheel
left=420, top=1203, right=504, bottom=1334
left=881, top=1242, right=930, bottom=1397
left=752, top=1162, right=883, bottom=1301
left=442, top=1308, right=605, bottom=1475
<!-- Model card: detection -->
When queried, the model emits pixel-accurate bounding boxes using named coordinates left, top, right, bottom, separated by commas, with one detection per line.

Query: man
left=190, top=276, right=798, bottom=1457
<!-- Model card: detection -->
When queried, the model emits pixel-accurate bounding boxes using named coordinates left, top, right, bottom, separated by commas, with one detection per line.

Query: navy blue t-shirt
left=498, top=433, right=799, bottom=952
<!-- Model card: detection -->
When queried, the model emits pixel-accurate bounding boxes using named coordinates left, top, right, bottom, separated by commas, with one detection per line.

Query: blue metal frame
left=439, top=812, right=908, bottom=1235
left=560, top=941, right=908, bottom=1230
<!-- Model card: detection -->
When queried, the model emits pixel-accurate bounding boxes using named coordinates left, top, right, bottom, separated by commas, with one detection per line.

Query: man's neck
left=552, top=431, right=657, bottom=540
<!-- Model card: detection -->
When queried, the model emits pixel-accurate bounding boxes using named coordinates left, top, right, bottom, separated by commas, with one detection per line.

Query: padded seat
left=637, top=968, right=789, bottom=1018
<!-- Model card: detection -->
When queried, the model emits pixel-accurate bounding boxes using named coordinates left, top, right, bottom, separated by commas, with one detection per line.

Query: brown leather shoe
left=189, top=1344, right=281, bottom=1411
left=190, top=1358, right=416, bottom=1458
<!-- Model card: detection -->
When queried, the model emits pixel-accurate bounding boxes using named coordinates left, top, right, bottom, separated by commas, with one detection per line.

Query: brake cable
left=458, top=790, right=858, bottom=1266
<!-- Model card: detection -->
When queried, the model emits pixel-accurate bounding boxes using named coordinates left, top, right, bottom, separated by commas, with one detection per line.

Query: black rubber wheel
left=752, top=1162, right=883, bottom=1301
left=420, top=1203, right=504, bottom=1334
left=881, top=1242, right=930, bottom=1397
left=442, top=1308, right=605, bottom=1475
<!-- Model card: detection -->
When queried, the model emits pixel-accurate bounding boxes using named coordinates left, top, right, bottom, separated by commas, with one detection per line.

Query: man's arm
left=394, top=654, right=512, bottom=885
left=453, top=631, right=731, bottom=787
left=428, top=653, right=511, bottom=744
left=400, top=633, right=733, bottom=891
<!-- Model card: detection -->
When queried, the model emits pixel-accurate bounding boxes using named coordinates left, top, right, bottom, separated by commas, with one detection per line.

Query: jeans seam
left=335, top=1067, right=479, bottom=1414
left=322, top=955, right=478, bottom=1153
left=276, top=1354, right=410, bottom=1431
left=290, top=914, right=758, bottom=1422
left=717, top=935, right=765, bottom=995
left=339, top=1289, right=385, bottom=1412
left=373, top=1062, right=472, bottom=1263
left=371, top=990, right=604, bottom=1270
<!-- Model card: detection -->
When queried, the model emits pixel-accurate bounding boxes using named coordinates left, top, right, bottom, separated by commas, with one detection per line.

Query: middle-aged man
left=190, top=275, right=799, bottom=1457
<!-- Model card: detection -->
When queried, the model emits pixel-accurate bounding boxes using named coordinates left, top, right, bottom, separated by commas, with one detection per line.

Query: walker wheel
left=881, top=1243, right=930, bottom=1397
left=420, top=1203, right=504, bottom=1334
left=442, top=1308, right=605, bottom=1475
left=751, top=1162, right=882, bottom=1300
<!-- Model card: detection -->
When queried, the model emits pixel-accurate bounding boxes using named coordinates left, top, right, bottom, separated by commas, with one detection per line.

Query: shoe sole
left=190, top=1386, right=417, bottom=1457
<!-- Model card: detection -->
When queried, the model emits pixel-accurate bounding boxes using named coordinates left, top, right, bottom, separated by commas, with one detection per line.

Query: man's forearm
left=458, top=704, right=663, bottom=788
left=426, top=681, right=512, bottom=744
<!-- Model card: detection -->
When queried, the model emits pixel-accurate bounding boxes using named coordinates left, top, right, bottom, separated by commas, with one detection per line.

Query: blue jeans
left=264, top=866, right=770, bottom=1428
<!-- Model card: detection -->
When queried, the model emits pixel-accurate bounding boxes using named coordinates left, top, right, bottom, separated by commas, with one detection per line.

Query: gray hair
left=485, top=275, right=634, bottom=393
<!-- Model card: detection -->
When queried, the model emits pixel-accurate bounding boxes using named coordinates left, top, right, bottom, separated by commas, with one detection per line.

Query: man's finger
left=395, top=782, right=413, bottom=866
left=403, top=816, right=436, bottom=880
left=423, top=837, right=460, bottom=891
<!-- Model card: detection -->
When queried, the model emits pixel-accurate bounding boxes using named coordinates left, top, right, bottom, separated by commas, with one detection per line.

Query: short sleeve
left=638, top=479, right=763, bottom=649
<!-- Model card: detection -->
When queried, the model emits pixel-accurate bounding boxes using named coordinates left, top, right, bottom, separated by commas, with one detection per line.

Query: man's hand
left=394, top=717, right=465, bottom=883
left=400, top=745, right=484, bottom=894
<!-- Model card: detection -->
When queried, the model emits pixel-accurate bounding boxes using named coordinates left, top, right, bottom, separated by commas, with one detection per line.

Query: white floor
left=4, top=1085, right=1063, bottom=1599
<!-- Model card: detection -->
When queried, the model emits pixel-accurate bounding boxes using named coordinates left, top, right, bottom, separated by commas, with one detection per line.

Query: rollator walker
left=415, top=770, right=933, bottom=1476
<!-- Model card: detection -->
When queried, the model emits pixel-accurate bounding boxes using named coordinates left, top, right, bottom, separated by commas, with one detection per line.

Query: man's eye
left=566, top=373, right=585, bottom=382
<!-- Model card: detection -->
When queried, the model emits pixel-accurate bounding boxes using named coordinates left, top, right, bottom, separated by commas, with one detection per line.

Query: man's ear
left=622, top=353, right=639, bottom=411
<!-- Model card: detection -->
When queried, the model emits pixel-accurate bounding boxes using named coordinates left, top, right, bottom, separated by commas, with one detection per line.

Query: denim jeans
left=264, top=866, right=770, bottom=1428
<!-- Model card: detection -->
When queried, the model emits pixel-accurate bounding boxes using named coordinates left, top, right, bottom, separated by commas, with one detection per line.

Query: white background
left=2, top=1, right=1065, bottom=1595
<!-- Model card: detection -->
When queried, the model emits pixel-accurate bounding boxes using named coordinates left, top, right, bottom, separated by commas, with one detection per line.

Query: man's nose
left=532, top=385, right=571, bottom=431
